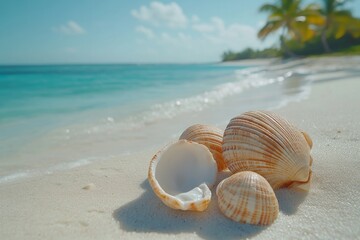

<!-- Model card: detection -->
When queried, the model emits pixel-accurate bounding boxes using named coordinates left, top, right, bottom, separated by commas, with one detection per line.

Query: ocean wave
left=0, top=155, right=115, bottom=184
left=103, top=68, right=309, bottom=131
left=79, top=67, right=309, bottom=136
left=0, top=66, right=314, bottom=185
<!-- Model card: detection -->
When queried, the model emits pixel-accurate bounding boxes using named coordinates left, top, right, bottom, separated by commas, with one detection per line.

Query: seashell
left=148, top=140, right=217, bottom=211
left=180, top=124, right=227, bottom=171
left=222, top=110, right=313, bottom=190
left=216, top=171, right=279, bottom=225
left=288, top=170, right=312, bottom=191
left=302, top=131, right=313, bottom=149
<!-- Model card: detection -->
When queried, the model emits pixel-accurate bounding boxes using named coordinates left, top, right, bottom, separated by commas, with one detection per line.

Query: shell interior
left=149, top=140, right=217, bottom=211
left=179, top=124, right=227, bottom=171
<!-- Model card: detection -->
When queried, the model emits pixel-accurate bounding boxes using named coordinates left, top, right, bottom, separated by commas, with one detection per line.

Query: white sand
left=1, top=57, right=360, bottom=239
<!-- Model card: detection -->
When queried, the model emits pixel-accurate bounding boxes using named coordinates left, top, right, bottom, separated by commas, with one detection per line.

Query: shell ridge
left=216, top=172, right=279, bottom=225
left=225, top=122, right=290, bottom=155
left=262, top=111, right=304, bottom=156
left=246, top=111, right=311, bottom=180
left=223, top=139, right=286, bottom=163
left=222, top=111, right=312, bottom=189
left=244, top=112, right=295, bottom=153
left=223, top=133, right=294, bottom=174
left=248, top=111, right=296, bottom=151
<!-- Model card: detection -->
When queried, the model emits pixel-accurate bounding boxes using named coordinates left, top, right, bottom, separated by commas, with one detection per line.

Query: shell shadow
left=113, top=177, right=267, bottom=240
left=275, top=189, right=308, bottom=215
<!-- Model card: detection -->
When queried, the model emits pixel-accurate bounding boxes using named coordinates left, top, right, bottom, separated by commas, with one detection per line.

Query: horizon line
left=0, top=61, right=223, bottom=67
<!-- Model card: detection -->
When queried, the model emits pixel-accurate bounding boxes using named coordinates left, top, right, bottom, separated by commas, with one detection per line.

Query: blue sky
left=0, top=0, right=359, bottom=64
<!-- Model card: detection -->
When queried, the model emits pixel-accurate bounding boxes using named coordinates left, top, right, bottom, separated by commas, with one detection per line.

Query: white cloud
left=158, top=32, right=191, bottom=43
left=192, top=23, right=215, bottom=33
left=131, top=3, right=270, bottom=52
left=191, top=15, right=200, bottom=23
left=191, top=17, right=224, bottom=33
left=191, top=17, right=264, bottom=50
left=131, top=3, right=279, bottom=62
left=135, top=26, right=155, bottom=39
left=131, top=1, right=188, bottom=28
left=160, top=32, right=177, bottom=43
left=192, top=17, right=225, bottom=34
left=178, top=32, right=191, bottom=42
left=211, top=17, right=225, bottom=31
left=54, top=21, right=86, bottom=35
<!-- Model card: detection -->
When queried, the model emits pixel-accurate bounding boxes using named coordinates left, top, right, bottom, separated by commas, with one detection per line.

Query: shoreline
left=1, top=56, right=360, bottom=239
left=0, top=59, right=301, bottom=184
left=219, top=58, right=278, bottom=66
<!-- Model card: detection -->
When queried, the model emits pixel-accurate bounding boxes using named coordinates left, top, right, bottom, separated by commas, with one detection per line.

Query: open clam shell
left=179, top=124, right=227, bottom=171
left=148, top=140, right=217, bottom=211
left=222, top=110, right=313, bottom=190
left=216, top=171, right=279, bottom=225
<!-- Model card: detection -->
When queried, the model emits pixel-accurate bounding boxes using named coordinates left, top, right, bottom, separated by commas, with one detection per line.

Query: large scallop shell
left=216, top=171, right=279, bottom=225
left=179, top=124, right=227, bottom=171
left=222, top=110, right=312, bottom=190
left=148, top=140, right=217, bottom=211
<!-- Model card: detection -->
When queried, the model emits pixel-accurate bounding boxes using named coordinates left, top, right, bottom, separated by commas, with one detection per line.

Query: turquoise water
left=0, top=64, right=243, bottom=148
left=0, top=63, right=313, bottom=183
left=0, top=64, right=245, bottom=179
left=0, top=64, right=243, bottom=122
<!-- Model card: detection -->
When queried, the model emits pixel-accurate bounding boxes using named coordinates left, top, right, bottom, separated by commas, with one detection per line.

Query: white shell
left=179, top=124, right=227, bottom=171
left=216, top=171, right=279, bottom=225
left=148, top=140, right=217, bottom=211
left=222, top=110, right=312, bottom=190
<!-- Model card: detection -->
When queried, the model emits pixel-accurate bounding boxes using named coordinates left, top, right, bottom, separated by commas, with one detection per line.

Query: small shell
left=180, top=124, right=227, bottom=171
left=222, top=110, right=313, bottom=190
left=216, top=171, right=279, bottom=225
left=148, top=140, right=217, bottom=211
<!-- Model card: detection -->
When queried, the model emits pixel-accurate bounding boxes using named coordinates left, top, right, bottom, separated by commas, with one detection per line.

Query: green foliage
left=258, top=0, right=324, bottom=42
left=222, top=48, right=281, bottom=62
left=325, top=44, right=360, bottom=56
left=221, top=0, right=360, bottom=60
left=286, top=33, right=360, bottom=55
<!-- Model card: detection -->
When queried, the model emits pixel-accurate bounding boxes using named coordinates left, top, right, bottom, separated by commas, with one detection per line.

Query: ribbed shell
left=148, top=140, right=217, bottom=211
left=222, top=110, right=312, bottom=190
left=302, top=131, right=313, bottom=149
left=216, top=171, right=279, bottom=225
left=180, top=124, right=227, bottom=171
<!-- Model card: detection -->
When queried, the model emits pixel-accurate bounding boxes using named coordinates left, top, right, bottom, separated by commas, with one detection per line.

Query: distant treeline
left=222, top=48, right=280, bottom=61
left=222, top=33, right=360, bottom=61
left=222, top=0, right=360, bottom=61
left=287, top=33, right=360, bottom=55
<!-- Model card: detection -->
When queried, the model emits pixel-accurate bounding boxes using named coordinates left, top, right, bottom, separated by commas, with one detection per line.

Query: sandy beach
left=1, top=56, right=360, bottom=240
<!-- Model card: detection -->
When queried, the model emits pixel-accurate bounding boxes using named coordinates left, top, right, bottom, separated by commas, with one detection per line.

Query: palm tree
left=319, top=0, right=356, bottom=52
left=258, top=0, right=323, bottom=57
left=348, top=18, right=360, bottom=38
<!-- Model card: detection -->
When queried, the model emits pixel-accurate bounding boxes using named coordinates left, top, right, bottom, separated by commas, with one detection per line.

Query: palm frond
left=333, top=14, right=353, bottom=24
left=258, top=21, right=283, bottom=39
left=334, top=24, right=347, bottom=38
